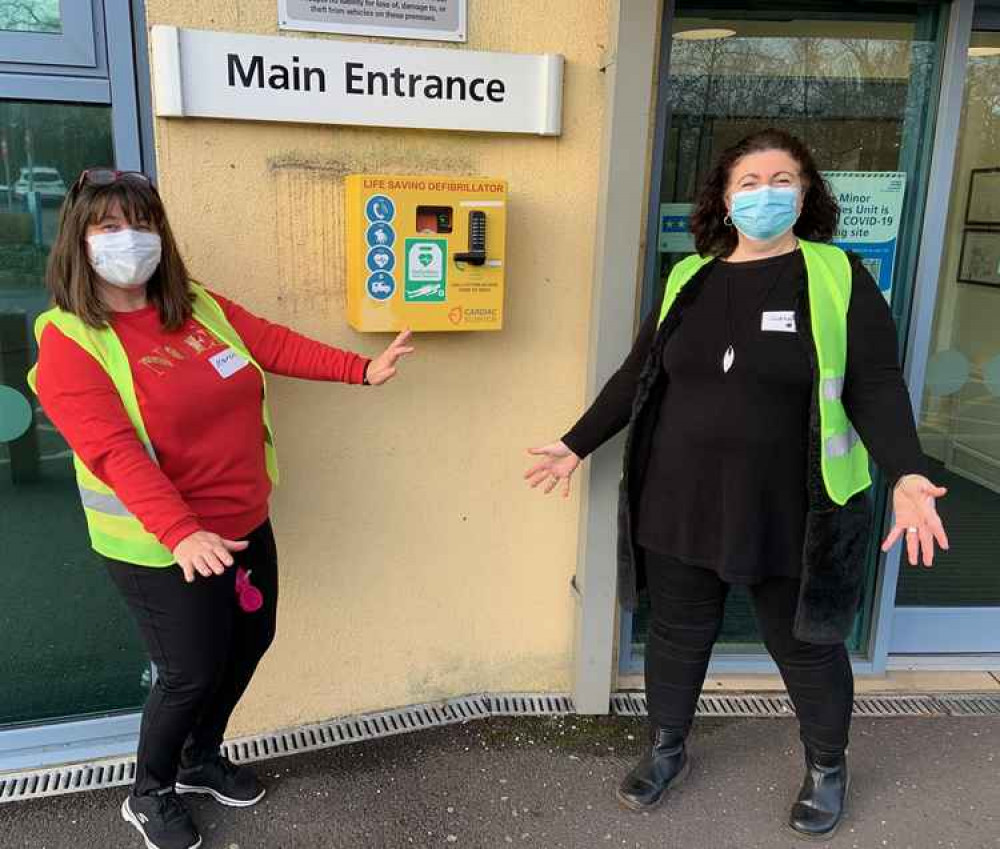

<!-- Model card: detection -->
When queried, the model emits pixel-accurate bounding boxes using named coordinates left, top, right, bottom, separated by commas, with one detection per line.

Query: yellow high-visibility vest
left=27, top=284, right=279, bottom=566
left=658, top=240, right=871, bottom=505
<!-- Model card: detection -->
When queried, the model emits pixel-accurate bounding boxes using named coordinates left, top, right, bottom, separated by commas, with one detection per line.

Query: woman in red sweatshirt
left=33, top=169, right=413, bottom=849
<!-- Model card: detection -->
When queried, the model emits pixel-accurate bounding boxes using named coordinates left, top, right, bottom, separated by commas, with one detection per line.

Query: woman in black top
left=525, top=129, right=949, bottom=839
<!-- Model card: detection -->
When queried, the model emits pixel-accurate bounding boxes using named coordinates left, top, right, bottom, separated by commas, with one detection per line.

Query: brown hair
left=689, top=128, right=840, bottom=258
left=46, top=173, right=193, bottom=330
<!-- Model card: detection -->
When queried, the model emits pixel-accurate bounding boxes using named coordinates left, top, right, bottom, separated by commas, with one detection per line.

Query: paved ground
left=1, top=714, right=998, bottom=849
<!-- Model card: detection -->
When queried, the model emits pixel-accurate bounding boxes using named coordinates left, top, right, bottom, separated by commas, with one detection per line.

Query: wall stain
left=269, top=148, right=481, bottom=316
left=268, top=149, right=477, bottom=177
left=273, top=168, right=346, bottom=316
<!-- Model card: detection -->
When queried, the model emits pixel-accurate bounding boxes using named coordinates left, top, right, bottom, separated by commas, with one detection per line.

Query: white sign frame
left=151, top=26, right=564, bottom=137
left=278, top=0, right=468, bottom=43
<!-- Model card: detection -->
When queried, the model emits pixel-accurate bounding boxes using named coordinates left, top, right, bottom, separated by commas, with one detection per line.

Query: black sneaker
left=121, top=791, right=201, bottom=849
left=175, top=754, right=266, bottom=807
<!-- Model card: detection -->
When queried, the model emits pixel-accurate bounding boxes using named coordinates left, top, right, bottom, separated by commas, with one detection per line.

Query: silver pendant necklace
left=723, top=344, right=735, bottom=373
left=722, top=273, right=740, bottom=373
left=722, top=252, right=796, bottom=374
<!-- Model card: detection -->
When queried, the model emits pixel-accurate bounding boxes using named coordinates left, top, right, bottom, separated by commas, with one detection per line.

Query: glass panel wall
left=898, top=30, right=1000, bottom=611
left=626, top=3, right=944, bottom=666
left=0, top=99, right=149, bottom=726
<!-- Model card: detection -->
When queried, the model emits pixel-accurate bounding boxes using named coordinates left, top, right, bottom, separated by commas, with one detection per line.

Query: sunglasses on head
left=71, top=168, right=157, bottom=199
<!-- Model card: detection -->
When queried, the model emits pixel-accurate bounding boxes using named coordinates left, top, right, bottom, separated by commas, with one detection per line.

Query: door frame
left=612, top=0, right=995, bottom=680
left=0, top=0, right=153, bottom=772
left=877, top=0, right=1000, bottom=664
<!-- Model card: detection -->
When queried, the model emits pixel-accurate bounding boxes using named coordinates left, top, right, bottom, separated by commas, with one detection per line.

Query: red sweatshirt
left=36, top=292, right=369, bottom=553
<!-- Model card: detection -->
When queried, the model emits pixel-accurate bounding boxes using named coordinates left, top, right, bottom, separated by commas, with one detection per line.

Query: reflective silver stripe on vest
left=78, top=486, right=135, bottom=518
left=822, top=376, right=845, bottom=401
left=825, top=428, right=860, bottom=459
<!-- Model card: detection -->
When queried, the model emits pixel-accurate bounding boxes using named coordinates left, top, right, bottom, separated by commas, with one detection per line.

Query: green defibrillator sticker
left=404, top=238, right=447, bottom=303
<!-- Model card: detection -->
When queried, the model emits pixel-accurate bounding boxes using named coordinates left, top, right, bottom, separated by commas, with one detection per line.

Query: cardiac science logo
left=447, top=306, right=498, bottom=326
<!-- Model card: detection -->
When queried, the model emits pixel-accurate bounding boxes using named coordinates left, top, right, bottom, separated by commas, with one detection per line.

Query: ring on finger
left=906, top=527, right=919, bottom=534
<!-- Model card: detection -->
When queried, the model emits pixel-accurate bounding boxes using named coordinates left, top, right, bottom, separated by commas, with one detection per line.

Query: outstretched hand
left=881, top=474, right=949, bottom=567
left=366, top=329, right=415, bottom=386
left=524, top=440, right=581, bottom=498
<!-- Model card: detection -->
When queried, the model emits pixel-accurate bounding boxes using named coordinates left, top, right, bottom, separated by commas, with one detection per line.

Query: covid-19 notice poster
left=824, top=170, right=907, bottom=299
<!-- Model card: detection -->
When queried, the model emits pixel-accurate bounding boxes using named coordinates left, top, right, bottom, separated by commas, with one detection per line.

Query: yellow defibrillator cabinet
left=345, top=174, right=507, bottom=332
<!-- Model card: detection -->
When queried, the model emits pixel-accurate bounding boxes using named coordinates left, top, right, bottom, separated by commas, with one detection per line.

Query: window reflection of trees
left=964, top=54, right=1000, bottom=155
left=0, top=1, right=60, bottom=34
left=664, top=34, right=927, bottom=200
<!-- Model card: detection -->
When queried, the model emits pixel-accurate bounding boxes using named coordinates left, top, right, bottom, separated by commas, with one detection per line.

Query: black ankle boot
left=788, top=749, right=849, bottom=840
left=616, top=728, right=689, bottom=811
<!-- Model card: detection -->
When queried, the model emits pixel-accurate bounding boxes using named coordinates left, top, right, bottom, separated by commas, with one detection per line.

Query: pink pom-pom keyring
left=235, top=567, right=264, bottom=613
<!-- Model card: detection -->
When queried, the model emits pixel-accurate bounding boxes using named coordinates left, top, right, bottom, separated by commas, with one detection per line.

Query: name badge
left=761, top=311, right=797, bottom=333
left=209, top=348, right=250, bottom=379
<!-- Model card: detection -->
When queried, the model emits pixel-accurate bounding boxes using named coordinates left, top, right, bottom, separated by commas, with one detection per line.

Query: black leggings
left=643, top=551, right=853, bottom=757
left=105, top=520, right=278, bottom=796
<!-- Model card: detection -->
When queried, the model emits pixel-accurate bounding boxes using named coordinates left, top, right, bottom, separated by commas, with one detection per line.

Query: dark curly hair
left=689, top=128, right=840, bottom=257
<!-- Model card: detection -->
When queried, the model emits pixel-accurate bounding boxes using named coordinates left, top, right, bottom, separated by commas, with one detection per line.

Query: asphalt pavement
left=1, top=714, right=997, bottom=848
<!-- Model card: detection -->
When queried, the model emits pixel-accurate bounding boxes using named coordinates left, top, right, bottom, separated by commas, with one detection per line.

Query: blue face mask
left=729, top=186, right=800, bottom=242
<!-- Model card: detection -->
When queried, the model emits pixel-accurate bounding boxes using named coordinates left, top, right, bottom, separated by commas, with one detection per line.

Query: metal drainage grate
left=700, top=694, right=796, bottom=717
left=223, top=694, right=494, bottom=767
left=937, top=693, right=1000, bottom=716
left=0, top=758, right=135, bottom=804
left=223, top=694, right=492, bottom=766
left=3, top=690, right=998, bottom=804
left=487, top=693, right=574, bottom=716
left=612, top=692, right=1000, bottom=720
left=611, top=693, right=642, bottom=716
left=852, top=695, right=942, bottom=717
left=614, top=693, right=797, bottom=718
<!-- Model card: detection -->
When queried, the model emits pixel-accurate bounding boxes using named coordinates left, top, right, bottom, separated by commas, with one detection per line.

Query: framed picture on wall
left=965, top=168, right=1000, bottom=226
left=958, top=229, right=1000, bottom=287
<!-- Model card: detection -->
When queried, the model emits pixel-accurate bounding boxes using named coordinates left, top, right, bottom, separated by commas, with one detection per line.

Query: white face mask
left=87, top=228, right=162, bottom=289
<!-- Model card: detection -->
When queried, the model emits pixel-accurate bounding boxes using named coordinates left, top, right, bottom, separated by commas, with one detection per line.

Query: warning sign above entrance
left=279, top=0, right=467, bottom=43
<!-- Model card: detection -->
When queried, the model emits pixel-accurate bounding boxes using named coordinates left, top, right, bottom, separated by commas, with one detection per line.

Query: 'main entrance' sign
left=151, top=27, right=564, bottom=136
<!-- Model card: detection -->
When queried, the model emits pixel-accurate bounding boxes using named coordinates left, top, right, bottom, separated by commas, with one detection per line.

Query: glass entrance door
left=0, top=2, right=152, bottom=731
left=623, top=1, right=946, bottom=671
left=0, top=100, right=150, bottom=727
left=891, top=27, right=1000, bottom=654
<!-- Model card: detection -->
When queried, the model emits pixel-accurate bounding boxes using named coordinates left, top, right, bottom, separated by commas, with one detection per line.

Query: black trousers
left=643, top=551, right=853, bottom=757
left=105, top=520, right=278, bottom=797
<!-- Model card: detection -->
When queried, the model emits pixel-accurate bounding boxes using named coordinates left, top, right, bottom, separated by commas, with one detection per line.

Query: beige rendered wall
left=143, top=0, right=612, bottom=735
